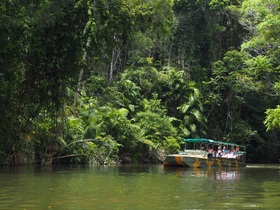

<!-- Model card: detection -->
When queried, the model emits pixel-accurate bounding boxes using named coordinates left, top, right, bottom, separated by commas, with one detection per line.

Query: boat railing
left=179, top=149, right=246, bottom=163
left=180, top=149, right=208, bottom=157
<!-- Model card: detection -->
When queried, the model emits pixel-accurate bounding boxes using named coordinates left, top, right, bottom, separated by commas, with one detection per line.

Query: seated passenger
left=213, top=151, right=217, bottom=157
left=221, top=146, right=228, bottom=158
left=208, top=147, right=214, bottom=153
left=236, top=146, right=240, bottom=152
left=222, top=146, right=228, bottom=153
left=217, top=146, right=222, bottom=157
left=228, top=148, right=236, bottom=158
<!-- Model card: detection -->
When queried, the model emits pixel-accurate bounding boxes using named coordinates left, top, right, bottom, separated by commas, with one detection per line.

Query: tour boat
left=163, top=138, right=246, bottom=168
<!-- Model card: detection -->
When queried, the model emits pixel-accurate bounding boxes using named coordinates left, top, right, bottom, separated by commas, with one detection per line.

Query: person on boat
left=222, top=146, right=228, bottom=153
left=217, top=146, right=222, bottom=157
left=235, top=146, right=242, bottom=159
left=207, top=146, right=216, bottom=157
left=236, top=146, right=240, bottom=152
left=207, top=146, right=214, bottom=153
left=228, top=147, right=236, bottom=158
left=212, top=150, right=218, bottom=157
left=222, top=146, right=228, bottom=158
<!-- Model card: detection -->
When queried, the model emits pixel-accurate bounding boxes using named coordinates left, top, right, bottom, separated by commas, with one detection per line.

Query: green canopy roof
left=183, top=138, right=238, bottom=146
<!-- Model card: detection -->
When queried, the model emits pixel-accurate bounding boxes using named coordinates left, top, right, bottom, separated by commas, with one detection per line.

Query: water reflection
left=164, top=166, right=244, bottom=181
left=0, top=165, right=279, bottom=210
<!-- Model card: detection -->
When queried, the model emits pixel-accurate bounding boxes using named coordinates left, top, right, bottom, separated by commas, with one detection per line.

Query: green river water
left=0, top=164, right=279, bottom=210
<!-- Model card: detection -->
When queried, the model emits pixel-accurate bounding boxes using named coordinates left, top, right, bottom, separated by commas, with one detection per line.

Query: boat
left=163, top=138, right=246, bottom=168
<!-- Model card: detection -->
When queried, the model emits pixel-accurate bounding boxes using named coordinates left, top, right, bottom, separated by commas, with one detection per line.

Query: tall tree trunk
left=109, top=48, right=121, bottom=82
left=72, top=40, right=89, bottom=115
left=72, top=0, right=96, bottom=115
left=72, top=68, right=84, bottom=116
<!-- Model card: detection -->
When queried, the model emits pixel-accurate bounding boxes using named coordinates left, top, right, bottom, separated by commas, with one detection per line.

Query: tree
left=170, top=0, right=246, bottom=81
left=202, top=0, right=280, bottom=162
left=0, top=0, right=88, bottom=165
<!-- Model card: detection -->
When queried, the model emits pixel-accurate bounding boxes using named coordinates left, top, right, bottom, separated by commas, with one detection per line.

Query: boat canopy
left=183, top=138, right=240, bottom=147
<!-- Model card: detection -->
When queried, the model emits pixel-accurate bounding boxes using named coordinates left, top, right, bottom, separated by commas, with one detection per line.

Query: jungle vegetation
left=1, top=0, right=279, bottom=166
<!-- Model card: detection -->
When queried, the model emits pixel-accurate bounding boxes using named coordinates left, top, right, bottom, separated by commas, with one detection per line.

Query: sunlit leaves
left=180, top=104, right=190, bottom=114
left=209, top=0, right=230, bottom=10
left=264, top=105, right=280, bottom=131
left=241, top=0, right=280, bottom=56
left=65, top=98, right=134, bottom=164
left=245, top=55, right=272, bottom=75
left=117, top=79, right=141, bottom=100
left=68, top=116, right=85, bottom=139
left=274, top=82, right=280, bottom=93
left=237, top=0, right=280, bottom=138
left=134, top=109, right=177, bottom=146
left=239, top=0, right=280, bottom=96
left=178, top=83, right=207, bottom=137
left=163, top=136, right=180, bottom=153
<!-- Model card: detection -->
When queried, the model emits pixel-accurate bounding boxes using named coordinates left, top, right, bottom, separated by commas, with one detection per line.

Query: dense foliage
left=1, top=0, right=279, bottom=165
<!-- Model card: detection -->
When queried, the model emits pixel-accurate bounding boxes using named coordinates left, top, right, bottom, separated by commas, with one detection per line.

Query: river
left=0, top=164, right=279, bottom=209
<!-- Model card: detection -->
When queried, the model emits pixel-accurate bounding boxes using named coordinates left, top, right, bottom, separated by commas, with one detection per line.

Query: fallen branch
left=53, top=154, right=85, bottom=160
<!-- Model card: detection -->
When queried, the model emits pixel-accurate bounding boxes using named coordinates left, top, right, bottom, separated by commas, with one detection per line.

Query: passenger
left=217, top=146, right=222, bottom=157
left=222, top=146, right=228, bottom=153
left=222, top=146, right=228, bottom=158
left=235, top=146, right=240, bottom=158
left=228, top=147, right=236, bottom=158
left=213, top=151, right=217, bottom=157
left=208, top=147, right=214, bottom=153
left=236, top=146, right=240, bottom=152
